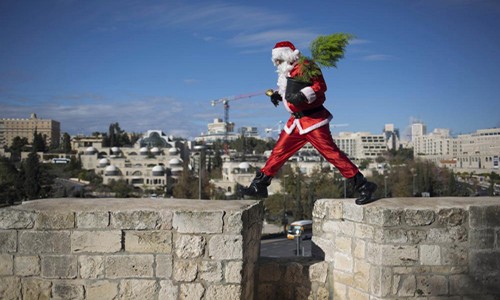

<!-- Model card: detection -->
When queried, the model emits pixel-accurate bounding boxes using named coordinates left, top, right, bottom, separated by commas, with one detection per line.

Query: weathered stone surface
left=419, top=244, right=441, bottom=265
left=208, top=234, right=243, bottom=260
left=174, top=234, right=205, bottom=258
left=0, top=230, right=16, bottom=253
left=52, top=281, right=84, bottom=300
left=173, top=259, right=198, bottom=282
left=199, top=260, right=223, bottom=282
left=353, top=259, right=371, bottom=291
left=76, top=211, right=109, bottom=228
left=323, top=220, right=355, bottom=236
left=334, top=251, right=353, bottom=272
left=105, top=255, right=154, bottom=278
left=71, top=230, right=121, bottom=253
left=35, top=211, right=75, bottom=229
left=125, top=230, right=172, bottom=253
left=225, top=261, right=243, bottom=283
left=469, top=228, right=495, bottom=249
left=0, top=254, right=13, bottom=275
left=179, top=283, right=205, bottom=300
left=41, top=255, right=77, bottom=279
left=225, top=211, right=243, bottom=234
left=441, top=243, right=467, bottom=266
left=156, top=254, right=173, bottom=278
left=364, top=206, right=402, bottom=226
left=0, top=276, right=21, bottom=299
left=173, top=211, right=224, bottom=234
left=78, top=255, right=105, bottom=279
left=118, top=279, right=158, bottom=300
left=14, top=255, right=40, bottom=276
left=309, top=261, right=328, bottom=283
left=404, top=209, right=436, bottom=226
left=0, top=209, right=34, bottom=229
left=284, top=262, right=304, bottom=283
left=21, top=278, right=51, bottom=300
left=393, top=274, right=416, bottom=296
left=469, top=205, right=500, bottom=228
left=416, top=275, right=448, bottom=296
left=437, top=208, right=466, bottom=226
left=205, top=284, right=241, bottom=300
left=110, top=210, right=161, bottom=229
left=159, top=280, right=178, bottom=299
left=18, top=231, right=71, bottom=254
left=343, top=202, right=364, bottom=222
left=85, top=280, right=118, bottom=300
left=258, top=261, right=281, bottom=282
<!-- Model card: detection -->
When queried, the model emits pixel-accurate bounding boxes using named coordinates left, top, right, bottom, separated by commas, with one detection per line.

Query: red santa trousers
left=261, top=125, right=359, bottom=179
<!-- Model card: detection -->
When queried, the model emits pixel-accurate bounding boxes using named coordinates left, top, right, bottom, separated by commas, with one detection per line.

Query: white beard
left=276, top=62, right=294, bottom=97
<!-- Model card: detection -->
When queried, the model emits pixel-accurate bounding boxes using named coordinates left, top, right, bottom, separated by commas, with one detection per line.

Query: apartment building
left=0, top=113, right=60, bottom=148
left=333, top=132, right=387, bottom=162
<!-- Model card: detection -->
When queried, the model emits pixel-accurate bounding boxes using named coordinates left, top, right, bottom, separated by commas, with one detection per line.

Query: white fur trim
left=272, top=48, right=300, bottom=65
left=300, top=86, right=316, bottom=104
left=297, top=115, right=333, bottom=135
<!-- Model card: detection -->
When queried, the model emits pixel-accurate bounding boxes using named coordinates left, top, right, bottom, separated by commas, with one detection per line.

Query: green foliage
left=0, top=157, right=21, bottom=204
left=295, top=33, right=354, bottom=83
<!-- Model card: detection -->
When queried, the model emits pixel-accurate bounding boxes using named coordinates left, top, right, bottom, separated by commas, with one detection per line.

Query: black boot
left=349, top=172, right=377, bottom=205
left=239, top=171, right=273, bottom=198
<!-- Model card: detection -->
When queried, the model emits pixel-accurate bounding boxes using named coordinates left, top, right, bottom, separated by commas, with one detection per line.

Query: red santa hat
left=272, top=41, right=300, bottom=66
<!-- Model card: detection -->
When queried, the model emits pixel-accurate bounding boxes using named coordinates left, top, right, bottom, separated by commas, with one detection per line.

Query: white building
left=196, top=118, right=239, bottom=143
left=76, top=130, right=184, bottom=191
left=414, top=127, right=500, bottom=174
left=333, top=132, right=387, bottom=162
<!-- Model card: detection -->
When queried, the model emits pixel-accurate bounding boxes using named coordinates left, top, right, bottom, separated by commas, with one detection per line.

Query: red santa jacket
left=281, top=63, right=332, bottom=135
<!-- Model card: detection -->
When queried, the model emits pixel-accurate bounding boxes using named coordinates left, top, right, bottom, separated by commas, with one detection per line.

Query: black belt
left=291, top=105, right=325, bottom=119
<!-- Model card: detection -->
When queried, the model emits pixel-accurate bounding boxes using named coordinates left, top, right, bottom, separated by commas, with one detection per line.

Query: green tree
left=9, top=136, right=29, bottom=161
left=32, top=130, right=47, bottom=153
left=0, top=157, right=21, bottom=204
left=61, top=132, right=72, bottom=153
left=23, top=150, right=42, bottom=200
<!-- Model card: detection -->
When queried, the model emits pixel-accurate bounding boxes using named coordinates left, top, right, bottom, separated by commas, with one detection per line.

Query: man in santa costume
left=239, top=41, right=377, bottom=205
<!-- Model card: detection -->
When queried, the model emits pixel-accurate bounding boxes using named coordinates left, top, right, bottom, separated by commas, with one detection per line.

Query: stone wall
left=0, top=198, right=263, bottom=300
left=310, top=197, right=500, bottom=299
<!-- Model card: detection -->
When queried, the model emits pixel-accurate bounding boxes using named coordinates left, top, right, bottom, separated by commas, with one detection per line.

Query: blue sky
left=1, top=0, right=500, bottom=140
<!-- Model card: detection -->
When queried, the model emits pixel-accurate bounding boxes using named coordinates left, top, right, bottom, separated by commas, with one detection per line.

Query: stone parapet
left=312, top=197, right=500, bottom=299
left=0, top=198, right=263, bottom=300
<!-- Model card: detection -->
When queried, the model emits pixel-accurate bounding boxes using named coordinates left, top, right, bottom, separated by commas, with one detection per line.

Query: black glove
left=270, top=91, right=282, bottom=107
left=286, top=92, right=307, bottom=105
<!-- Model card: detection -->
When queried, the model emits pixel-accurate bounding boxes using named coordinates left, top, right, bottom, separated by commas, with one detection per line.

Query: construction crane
left=210, top=91, right=266, bottom=147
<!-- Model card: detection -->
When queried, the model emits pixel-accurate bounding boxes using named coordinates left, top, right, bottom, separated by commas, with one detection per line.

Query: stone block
left=225, top=211, right=243, bottom=234
left=179, top=283, right=205, bottom=300
left=173, top=211, right=224, bottom=234
left=427, top=226, right=467, bottom=244
left=353, top=239, right=366, bottom=259
left=156, top=254, right=173, bottom=278
left=41, top=255, right=77, bottom=279
left=159, top=280, right=178, bottom=299
left=370, top=266, right=392, bottom=297
left=52, top=281, right=84, bottom=300
left=374, top=228, right=408, bottom=244
left=354, top=223, right=375, bottom=240
left=125, top=230, right=172, bottom=253
left=199, top=260, right=223, bottom=282
left=0, top=254, right=13, bottom=276
left=21, top=278, right=51, bottom=300
left=35, top=211, right=75, bottom=229
left=71, top=230, right=122, bottom=253
left=105, top=254, right=154, bottom=278
left=110, top=210, right=162, bottom=229
left=18, top=231, right=71, bottom=254
left=0, top=209, right=34, bottom=229
left=449, top=274, right=483, bottom=295
left=0, top=276, right=21, bottom=299
left=333, top=282, right=347, bottom=299
left=404, top=209, right=436, bottom=226
left=85, top=280, right=118, bottom=300
left=0, top=230, right=17, bottom=253
left=333, top=269, right=354, bottom=286
left=225, top=261, right=243, bottom=283
left=174, top=234, right=205, bottom=258
left=469, top=228, right=495, bottom=249
left=323, top=220, right=355, bottom=236
left=353, top=259, right=371, bottom=291
left=343, top=202, right=364, bottom=222
left=79, top=255, right=105, bottom=279
left=392, top=274, right=416, bottom=296
left=335, top=236, right=352, bottom=253
left=416, top=275, right=448, bottom=296
left=437, top=208, right=466, bottom=226
left=420, top=244, right=441, bottom=265
left=173, top=259, right=198, bottom=282
left=441, top=243, right=467, bottom=266
left=364, top=206, right=402, bottom=226
left=334, top=252, right=353, bottom=272
left=309, top=261, right=328, bottom=283
left=348, top=287, right=369, bottom=300
left=205, top=284, right=241, bottom=300
left=118, top=279, right=158, bottom=300
left=469, top=250, right=500, bottom=274
left=76, top=211, right=109, bottom=228
left=208, top=234, right=243, bottom=260
left=14, top=255, right=40, bottom=276
left=469, top=205, right=500, bottom=228
left=380, top=244, right=418, bottom=266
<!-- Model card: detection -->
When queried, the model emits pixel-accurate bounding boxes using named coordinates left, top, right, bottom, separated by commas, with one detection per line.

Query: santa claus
left=239, top=41, right=377, bottom=205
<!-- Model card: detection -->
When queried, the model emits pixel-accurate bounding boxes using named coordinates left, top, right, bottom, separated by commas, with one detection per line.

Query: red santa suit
left=260, top=41, right=359, bottom=179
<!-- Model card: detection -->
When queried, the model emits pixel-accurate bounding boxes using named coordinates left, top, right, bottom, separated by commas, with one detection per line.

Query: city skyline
left=1, top=0, right=500, bottom=139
